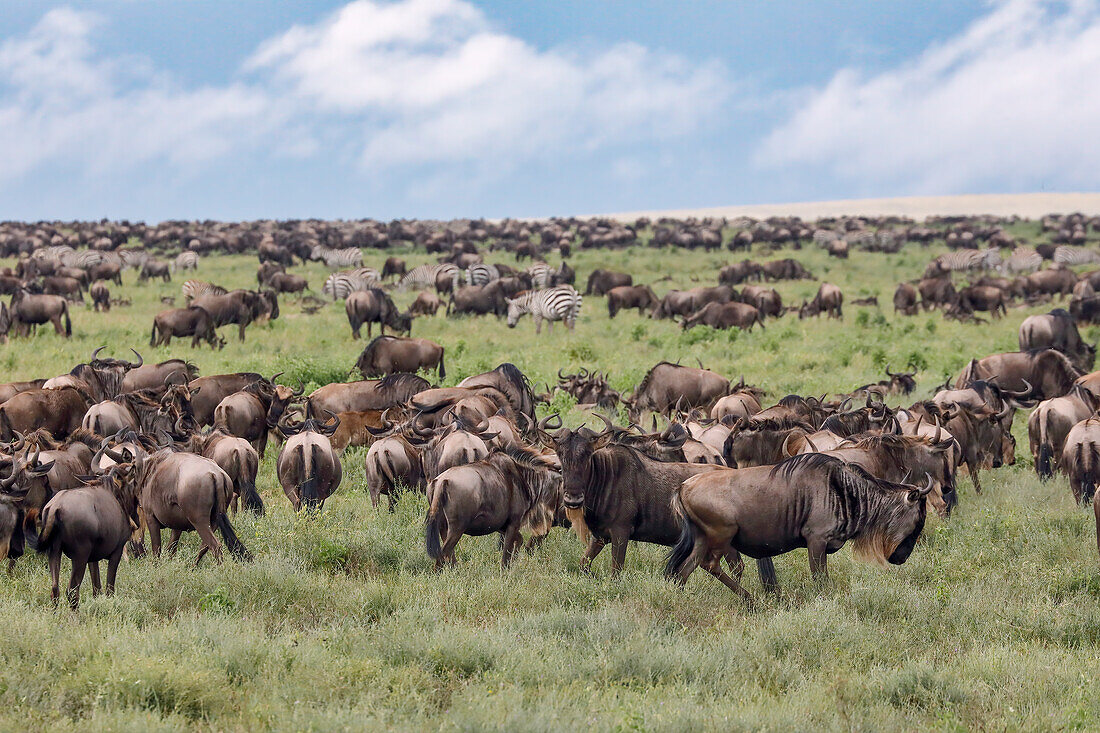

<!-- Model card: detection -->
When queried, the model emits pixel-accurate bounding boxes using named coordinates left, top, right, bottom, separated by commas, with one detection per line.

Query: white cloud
left=758, top=0, right=1100, bottom=194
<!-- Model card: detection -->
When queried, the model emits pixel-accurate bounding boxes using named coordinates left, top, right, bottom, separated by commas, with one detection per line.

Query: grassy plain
left=1, top=223, right=1099, bottom=731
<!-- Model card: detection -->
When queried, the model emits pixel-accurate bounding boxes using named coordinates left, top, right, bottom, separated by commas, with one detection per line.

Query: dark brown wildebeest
left=87, top=261, right=122, bottom=286
left=55, top=267, right=88, bottom=287
left=548, top=419, right=777, bottom=584
left=954, top=285, right=1007, bottom=318
left=307, top=373, right=430, bottom=417
left=665, top=454, right=930, bottom=604
left=191, top=291, right=261, bottom=342
left=894, top=283, right=919, bottom=315
left=585, top=269, right=633, bottom=296
left=188, top=372, right=266, bottom=427
left=1024, top=267, right=1077, bottom=297
left=122, top=359, right=198, bottom=394
left=457, top=363, right=537, bottom=427
left=42, top=276, right=84, bottom=302
left=132, top=449, right=251, bottom=563
left=0, top=387, right=90, bottom=441
left=799, top=283, right=843, bottom=319
left=607, top=285, right=658, bottom=318
left=682, top=302, right=764, bottom=331
left=1060, top=417, right=1100, bottom=504
left=943, top=404, right=1011, bottom=494
left=652, top=285, right=734, bottom=319
left=425, top=445, right=562, bottom=569
left=448, top=282, right=509, bottom=318
left=918, top=276, right=956, bottom=310
left=1028, top=385, right=1099, bottom=479
left=355, top=336, right=445, bottom=379
left=90, top=281, right=110, bottom=312
left=257, top=262, right=284, bottom=286
left=42, top=347, right=142, bottom=402
left=0, top=276, right=23, bottom=296
left=9, top=290, right=70, bottom=337
left=761, top=258, right=814, bottom=281
left=624, top=362, right=730, bottom=422
left=265, top=272, right=309, bottom=295
left=853, top=366, right=917, bottom=399
left=259, top=241, right=294, bottom=266
left=345, top=289, right=411, bottom=339
left=0, top=379, right=46, bottom=406
left=364, top=432, right=425, bottom=510
left=955, top=349, right=1082, bottom=401
left=409, top=290, right=443, bottom=316
left=382, top=257, right=407, bottom=281
left=1019, top=309, right=1096, bottom=372
left=719, top=260, right=763, bottom=285
left=214, top=378, right=302, bottom=456
left=150, top=306, right=224, bottom=349
left=724, top=416, right=813, bottom=468
left=37, top=463, right=141, bottom=609
left=139, top=259, right=171, bottom=282
left=740, top=285, right=783, bottom=318
left=276, top=412, right=342, bottom=511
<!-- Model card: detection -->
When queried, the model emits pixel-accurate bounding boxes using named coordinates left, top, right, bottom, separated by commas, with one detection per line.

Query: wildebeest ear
left=190, top=387, right=201, bottom=396
left=74, top=474, right=98, bottom=484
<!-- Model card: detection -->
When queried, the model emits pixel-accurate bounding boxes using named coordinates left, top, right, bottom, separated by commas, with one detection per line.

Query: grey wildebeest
left=189, top=372, right=266, bottom=426
left=364, top=432, right=426, bottom=510
left=606, top=285, right=658, bottom=318
left=37, top=463, right=142, bottom=609
left=307, top=373, right=430, bottom=416
left=150, top=307, right=225, bottom=349
left=665, top=454, right=930, bottom=604
left=955, top=349, right=1082, bottom=401
left=1060, top=417, right=1100, bottom=505
left=345, top=289, right=411, bottom=339
left=214, top=378, right=302, bottom=456
left=893, top=283, right=919, bottom=315
left=1019, top=309, right=1096, bottom=372
left=682, top=302, right=764, bottom=331
left=624, top=362, right=730, bottom=422
left=122, top=359, right=199, bottom=394
left=585, top=269, right=633, bottom=296
left=652, top=286, right=733, bottom=320
left=424, top=446, right=561, bottom=569
left=355, top=336, right=445, bottom=380
left=276, top=412, right=342, bottom=512
left=409, top=291, right=443, bottom=316
left=799, top=283, right=843, bottom=319
left=9, top=290, right=71, bottom=337
left=1028, top=385, right=1099, bottom=480
left=90, top=281, right=110, bottom=312
left=918, top=276, right=956, bottom=310
left=547, top=418, right=777, bottom=586
left=185, top=429, right=263, bottom=515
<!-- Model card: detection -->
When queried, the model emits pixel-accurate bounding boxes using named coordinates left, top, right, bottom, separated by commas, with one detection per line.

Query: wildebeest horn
left=996, top=403, right=1014, bottom=421
left=91, top=346, right=106, bottom=361
left=917, top=475, right=934, bottom=497
left=538, top=414, right=563, bottom=432
left=1004, top=379, right=1032, bottom=398
left=0, top=463, right=18, bottom=489
left=103, top=447, right=127, bottom=462
left=839, top=397, right=852, bottom=412
left=557, top=368, right=566, bottom=382
left=271, top=371, right=285, bottom=383
left=885, top=364, right=896, bottom=377
left=293, top=380, right=305, bottom=397
left=5, top=432, right=24, bottom=454
left=932, top=421, right=942, bottom=443
left=913, top=414, right=924, bottom=435
left=780, top=433, right=793, bottom=457
left=804, top=435, right=819, bottom=452
left=592, top=412, right=615, bottom=435
left=322, top=410, right=340, bottom=435
left=128, top=349, right=143, bottom=368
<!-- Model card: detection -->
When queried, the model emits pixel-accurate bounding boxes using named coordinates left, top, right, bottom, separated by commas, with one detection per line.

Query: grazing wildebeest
left=133, top=449, right=251, bottom=563
left=665, top=454, right=930, bottom=604
left=265, top=272, right=309, bottom=295
left=150, top=307, right=225, bottom=349
left=87, top=261, right=122, bottom=286
left=409, top=291, right=443, bottom=316
left=355, top=336, right=445, bottom=379
left=760, top=258, right=814, bottom=281
left=799, top=283, right=843, bottom=319
left=9, top=290, right=71, bottom=337
left=345, top=289, right=410, bottom=339
left=652, top=286, right=734, bottom=319
left=328, top=409, right=384, bottom=451
left=606, top=285, right=658, bottom=318
left=954, top=285, right=1007, bottom=318
left=547, top=419, right=776, bottom=584
left=1028, top=385, right=1099, bottom=480
left=682, top=302, right=764, bottom=331
left=276, top=412, right=342, bottom=511
left=90, top=281, right=110, bottom=312
left=893, top=283, right=918, bottom=315
left=0, top=379, right=46, bottom=406
left=191, top=291, right=262, bottom=342
left=1023, top=267, right=1077, bottom=297
left=37, top=463, right=142, bottom=609
left=448, top=283, right=509, bottom=318
left=918, top=276, right=956, bottom=310
left=382, top=257, right=407, bottom=281
left=1019, top=309, right=1096, bottom=372
left=1060, top=417, right=1100, bottom=504
left=425, top=446, right=561, bottom=569
left=624, top=362, right=729, bottom=422
left=139, top=260, right=171, bottom=283
left=585, top=269, right=633, bottom=296
left=719, top=260, right=762, bottom=285
left=41, top=276, right=84, bottom=302
left=740, top=285, right=783, bottom=318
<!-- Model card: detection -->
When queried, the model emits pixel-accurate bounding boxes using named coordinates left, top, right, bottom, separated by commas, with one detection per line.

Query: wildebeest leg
left=48, top=547, right=62, bottom=607
left=609, top=531, right=629, bottom=575
left=67, top=556, right=88, bottom=610
left=437, top=525, right=463, bottom=570
left=167, top=529, right=183, bottom=556
left=106, top=549, right=123, bottom=595
left=701, top=554, right=755, bottom=606
left=194, top=521, right=223, bottom=565
left=723, top=548, right=745, bottom=581
left=148, top=516, right=163, bottom=557
left=579, top=537, right=606, bottom=573
left=88, top=562, right=101, bottom=597
left=808, top=541, right=829, bottom=581
left=969, top=462, right=983, bottom=494
left=501, top=525, right=522, bottom=568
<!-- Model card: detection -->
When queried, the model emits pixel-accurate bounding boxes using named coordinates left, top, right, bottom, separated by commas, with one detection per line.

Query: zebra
left=525, top=262, right=553, bottom=289
left=928, top=248, right=1002, bottom=275
left=1001, top=247, right=1042, bottom=274
left=322, top=269, right=380, bottom=300
left=1054, top=245, right=1100, bottom=267
left=174, top=251, right=199, bottom=272
left=463, top=263, right=500, bottom=288
left=398, top=263, right=459, bottom=291
left=182, top=279, right=227, bottom=303
left=118, top=249, right=150, bottom=271
left=506, top=285, right=582, bottom=334
left=310, top=245, right=364, bottom=268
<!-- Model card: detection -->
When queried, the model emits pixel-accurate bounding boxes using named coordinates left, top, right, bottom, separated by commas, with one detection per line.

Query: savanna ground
left=2, top=222, right=1099, bottom=731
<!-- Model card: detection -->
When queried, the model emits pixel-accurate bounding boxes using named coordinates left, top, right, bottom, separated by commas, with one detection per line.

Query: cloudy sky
left=0, top=0, right=1096, bottom=221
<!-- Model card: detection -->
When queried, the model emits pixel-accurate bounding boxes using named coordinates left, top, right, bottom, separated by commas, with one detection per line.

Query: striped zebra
left=505, top=285, right=582, bottom=334
left=65, top=250, right=118, bottom=269
left=927, top=248, right=1001, bottom=275
left=525, top=262, right=553, bottom=289
left=463, top=263, right=500, bottom=287
left=174, top=251, right=199, bottom=271
left=118, top=249, right=150, bottom=270
left=1053, top=245, right=1100, bottom=267
left=182, top=279, right=227, bottom=303
left=310, top=245, right=364, bottom=268
left=398, top=263, right=459, bottom=291
left=812, top=229, right=840, bottom=247
left=1001, top=247, right=1042, bottom=274
left=322, top=268, right=381, bottom=300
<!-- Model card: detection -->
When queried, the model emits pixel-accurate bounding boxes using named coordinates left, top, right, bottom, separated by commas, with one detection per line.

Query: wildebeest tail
left=300, top=443, right=321, bottom=508
left=234, top=452, right=264, bottom=516
left=1081, top=441, right=1098, bottom=503
left=214, top=512, right=252, bottom=561
left=62, top=303, right=71, bottom=336
left=424, top=480, right=447, bottom=560
left=755, top=557, right=778, bottom=592
left=664, top=493, right=696, bottom=581
left=438, top=352, right=446, bottom=380
left=36, top=505, right=58, bottom=552
left=1037, top=410, right=1053, bottom=480
left=149, top=320, right=157, bottom=347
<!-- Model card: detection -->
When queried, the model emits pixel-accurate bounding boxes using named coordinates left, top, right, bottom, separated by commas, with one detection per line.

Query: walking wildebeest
left=355, top=336, right=445, bottom=380
left=345, top=289, right=411, bottom=339
left=9, top=290, right=71, bottom=337
left=1019, top=309, right=1096, bottom=372
left=150, top=307, right=225, bottom=349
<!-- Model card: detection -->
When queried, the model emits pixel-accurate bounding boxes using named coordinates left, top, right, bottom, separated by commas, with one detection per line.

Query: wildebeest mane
left=376, top=372, right=430, bottom=392
left=631, top=361, right=677, bottom=398
left=745, top=416, right=814, bottom=432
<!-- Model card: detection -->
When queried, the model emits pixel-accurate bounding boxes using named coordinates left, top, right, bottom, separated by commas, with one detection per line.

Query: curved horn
left=537, top=413, right=563, bottom=432
left=781, top=432, right=793, bottom=457
left=557, top=368, right=566, bottom=382
left=270, top=371, right=285, bottom=384
left=1003, top=379, right=1032, bottom=398
left=323, top=409, right=340, bottom=435
left=592, top=412, right=616, bottom=436
left=885, top=364, right=896, bottom=377
left=0, top=462, right=18, bottom=490
left=292, top=380, right=305, bottom=397
left=804, top=434, right=819, bottom=452
left=6, top=432, right=24, bottom=455
left=103, top=447, right=127, bottom=462
left=128, top=349, right=143, bottom=369
left=918, top=474, right=935, bottom=497
left=91, top=346, right=106, bottom=362
left=933, top=421, right=942, bottom=443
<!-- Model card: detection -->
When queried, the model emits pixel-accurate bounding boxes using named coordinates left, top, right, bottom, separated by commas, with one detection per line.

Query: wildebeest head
left=72, top=347, right=143, bottom=401
left=842, top=468, right=931, bottom=566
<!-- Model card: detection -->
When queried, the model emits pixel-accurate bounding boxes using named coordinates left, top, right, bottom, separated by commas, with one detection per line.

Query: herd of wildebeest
left=3, top=211, right=1100, bottom=609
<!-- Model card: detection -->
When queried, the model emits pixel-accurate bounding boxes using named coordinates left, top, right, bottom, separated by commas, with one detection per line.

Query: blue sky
left=0, top=0, right=1095, bottom=221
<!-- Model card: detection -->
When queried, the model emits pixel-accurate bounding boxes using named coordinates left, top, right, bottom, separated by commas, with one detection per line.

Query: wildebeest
left=277, top=412, right=342, bottom=511
left=265, top=272, right=309, bottom=295
left=760, top=258, right=814, bottom=281
left=139, top=259, right=171, bottom=283
left=191, top=291, right=262, bottom=342
left=1060, top=417, right=1100, bottom=504
left=665, top=454, right=930, bottom=604
left=719, top=260, right=762, bottom=285
left=382, top=257, right=406, bottom=281
left=122, top=359, right=198, bottom=394
left=1019, top=309, right=1096, bottom=372
left=652, top=286, right=733, bottom=319
left=9, top=290, right=71, bottom=337
left=740, top=285, right=783, bottom=318
left=1028, top=385, right=1099, bottom=479
left=355, top=336, right=445, bottom=379
left=37, top=463, right=141, bottom=609
left=188, top=372, right=265, bottom=427
left=799, top=283, right=843, bottom=319
left=41, top=276, right=84, bottom=302
left=409, top=291, right=443, bottom=316
left=955, top=349, right=1082, bottom=401
left=585, top=269, right=633, bottom=296
left=954, top=285, right=1007, bottom=318
left=425, top=446, right=561, bottom=569
left=457, top=363, right=538, bottom=427
left=214, top=378, right=302, bottom=456
left=0, top=387, right=89, bottom=441
left=346, top=289, right=411, bottom=339
left=918, top=276, right=956, bottom=310
left=710, top=379, right=765, bottom=421
left=150, top=307, right=225, bottom=349
left=307, top=373, right=430, bottom=417
left=606, top=285, right=658, bottom=318
left=90, top=281, right=110, bottom=312
left=724, top=416, right=812, bottom=468
left=364, top=432, right=426, bottom=510
left=682, top=302, right=764, bottom=331
left=1023, top=267, right=1077, bottom=297
left=624, top=362, right=730, bottom=422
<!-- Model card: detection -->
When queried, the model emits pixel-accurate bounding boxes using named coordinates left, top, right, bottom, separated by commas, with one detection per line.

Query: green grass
left=3, top=226, right=1100, bottom=730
